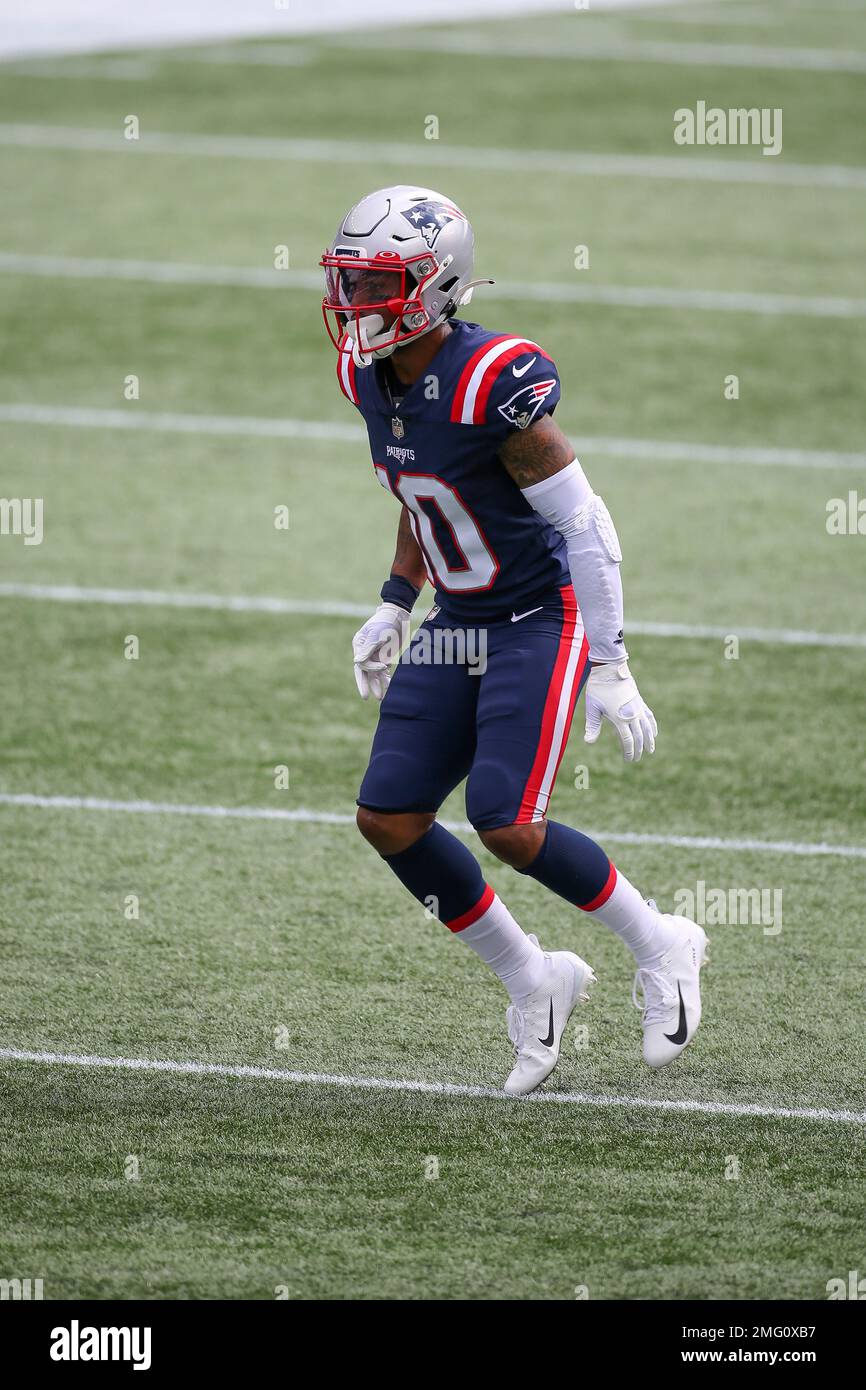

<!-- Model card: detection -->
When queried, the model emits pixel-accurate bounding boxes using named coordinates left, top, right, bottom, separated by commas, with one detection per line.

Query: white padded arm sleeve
left=521, top=459, right=628, bottom=663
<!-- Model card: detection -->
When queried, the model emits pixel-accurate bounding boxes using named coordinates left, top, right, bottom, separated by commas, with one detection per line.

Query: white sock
left=456, top=893, right=546, bottom=1001
left=585, top=869, right=680, bottom=969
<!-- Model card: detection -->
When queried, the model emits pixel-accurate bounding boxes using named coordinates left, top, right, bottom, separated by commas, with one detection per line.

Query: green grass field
left=1, top=0, right=865, bottom=1301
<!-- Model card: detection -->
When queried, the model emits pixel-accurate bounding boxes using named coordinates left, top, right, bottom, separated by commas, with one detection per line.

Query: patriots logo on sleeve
left=496, top=378, right=557, bottom=430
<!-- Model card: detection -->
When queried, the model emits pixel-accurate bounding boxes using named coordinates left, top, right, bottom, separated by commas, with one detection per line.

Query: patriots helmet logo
left=400, top=200, right=461, bottom=250
left=496, top=378, right=557, bottom=430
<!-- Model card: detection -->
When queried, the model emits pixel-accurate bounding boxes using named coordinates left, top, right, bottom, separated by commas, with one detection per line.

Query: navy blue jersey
left=337, top=319, right=570, bottom=622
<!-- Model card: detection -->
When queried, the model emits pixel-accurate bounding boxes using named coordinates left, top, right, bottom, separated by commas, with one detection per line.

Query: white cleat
left=503, top=935, right=596, bottom=1097
left=633, top=911, right=708, bottom=1069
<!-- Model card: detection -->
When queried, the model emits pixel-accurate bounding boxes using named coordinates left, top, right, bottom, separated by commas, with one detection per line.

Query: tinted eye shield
left=320, top=251, right=443, bottom=355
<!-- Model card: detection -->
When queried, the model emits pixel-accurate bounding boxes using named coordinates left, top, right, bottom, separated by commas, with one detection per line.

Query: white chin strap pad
left=349, top=313, right=389, bottom=367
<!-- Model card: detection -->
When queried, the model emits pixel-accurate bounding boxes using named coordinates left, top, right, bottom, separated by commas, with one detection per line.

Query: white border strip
left=1, top=583, right=864, bottom=650
left=1, top=1047, right=862, bottom=1125
left=1, top=792, right=864, bottom=860
left=2, top=403, right=863, bottom=471
left=1, top=124, right=864, bottom=190
left=2, top=251, right=864, bottom=319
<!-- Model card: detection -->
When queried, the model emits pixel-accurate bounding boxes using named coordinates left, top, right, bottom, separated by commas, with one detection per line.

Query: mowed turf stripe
left=1, top=582, right=865, bottom=650
left=1, top=1048, right=864, bottom=1125
left=2, top=123, right=864, bottom=189
left=1, top=793, right=865, bottom=860
left=3, top=252, right=864, bottom=319
left=2, top=404, right=864, bottom=471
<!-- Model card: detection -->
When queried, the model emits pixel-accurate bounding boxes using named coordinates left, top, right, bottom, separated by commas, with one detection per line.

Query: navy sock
left=383, top=823, right=492, bottom=929
left=520, top=820, right=614, bottom=909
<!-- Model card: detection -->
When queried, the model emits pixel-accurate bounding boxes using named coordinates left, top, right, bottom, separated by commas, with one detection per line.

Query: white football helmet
left=321, top=184, right=490, bottom=367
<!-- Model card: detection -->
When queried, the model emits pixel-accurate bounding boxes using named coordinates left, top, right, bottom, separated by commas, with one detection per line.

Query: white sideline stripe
left=4, top=252, right=864, bottom=320
left=0, top=403, right=363, bottom=444
left=1, top=793, right=865, bottom=861
left=571, top=435, right=866, bottom=471
left=1, top=582, right=865, bottom=651
left=3, top=57, right=157, bottom=79
left=0, top=583, right=370, bottom=618
left=18, top=32, right=856, bottom=77
left=0, top=251, right=309, bottom=290
left=344, top=32, right=866, bottom=75
left=0, top=1047, right=862, bottom=1125
left=2, top=403, right=864, bottom=472
left=2, top=123, right=864, bottom=191
left=497, top=278, right=866, bottom=320
left=620, top=620, right=866, bottom=651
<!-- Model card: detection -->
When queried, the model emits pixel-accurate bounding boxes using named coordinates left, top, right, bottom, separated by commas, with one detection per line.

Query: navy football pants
left=358, top=584, right=590, bottom=829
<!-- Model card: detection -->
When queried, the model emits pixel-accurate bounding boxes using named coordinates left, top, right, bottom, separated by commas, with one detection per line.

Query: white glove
left=584, top=660, right=657, bottom=763
left=351, top=602, right=410, bottom=701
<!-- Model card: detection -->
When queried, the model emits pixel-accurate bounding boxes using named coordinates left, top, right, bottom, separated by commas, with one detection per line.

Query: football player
left=321, top=185, right=707, bottom=1096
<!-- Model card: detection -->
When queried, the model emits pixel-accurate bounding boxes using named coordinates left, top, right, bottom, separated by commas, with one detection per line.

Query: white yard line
left=1, top=123, right=864, bottom=190
left=2, top=403, right=863, bottom=472
left=630, top=4, right=773, bottom=23
left=3, top=56, right=157, bottom=79
left=1, top=581, right=865, bottom=650
left=339, top=32, right=866, bottom=74
left=63, top=31, right=866, bottom=75
left=0, top=403, right=363, bottom=443
left=0, top=1046, right=863, bottom=1125
left=0, top=584, right=371, bottom=618
left=1, top=792, right=865, bottom=860
left=2, top=251, right=864, bottom=320
left=622, top=619, right=866, bottom=650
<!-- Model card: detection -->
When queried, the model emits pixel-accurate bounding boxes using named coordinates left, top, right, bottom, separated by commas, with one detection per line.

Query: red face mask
left=320, top=250, right=438, bottom=359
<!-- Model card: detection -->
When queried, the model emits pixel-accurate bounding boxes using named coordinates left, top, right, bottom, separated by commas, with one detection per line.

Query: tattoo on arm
left=498, top=414, right=575, bottom=489
left=391, top=505, right=428, bottom=591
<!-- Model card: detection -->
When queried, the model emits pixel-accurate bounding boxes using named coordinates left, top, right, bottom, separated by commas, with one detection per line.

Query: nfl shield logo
left=391, top=416, right=404, bottom=439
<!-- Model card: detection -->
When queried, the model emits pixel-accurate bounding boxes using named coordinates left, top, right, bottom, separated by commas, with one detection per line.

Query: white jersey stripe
left=338, top=349, right=356, bottom=404
left=459, top=337, right=538, bottom=425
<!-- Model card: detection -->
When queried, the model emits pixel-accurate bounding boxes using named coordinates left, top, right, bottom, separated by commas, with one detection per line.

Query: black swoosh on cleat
left=538, top=999, right=555, bottom=1047
left=664, top=983, right=688, bottom=1045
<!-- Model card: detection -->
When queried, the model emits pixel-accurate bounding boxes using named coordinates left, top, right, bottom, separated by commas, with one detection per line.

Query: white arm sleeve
left=521, top=459, right=628, bottom=663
